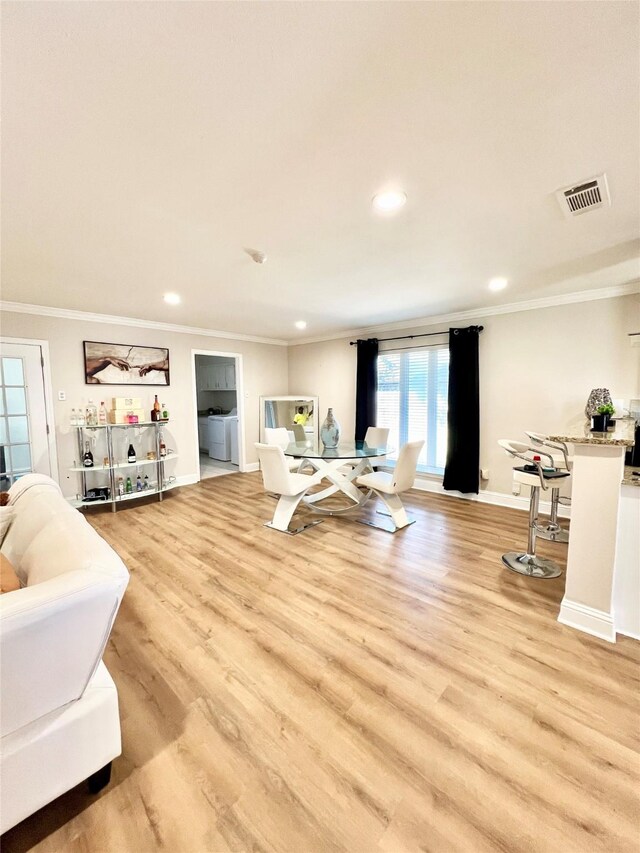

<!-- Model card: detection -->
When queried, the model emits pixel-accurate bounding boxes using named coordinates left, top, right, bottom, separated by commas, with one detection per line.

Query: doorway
left=192, top=351, right=244, bottom=480
left=0, top=339, right=57, bottom=491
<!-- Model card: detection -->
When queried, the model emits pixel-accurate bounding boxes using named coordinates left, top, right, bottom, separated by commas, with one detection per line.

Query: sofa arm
left=0, top=569, right=127, bottom=738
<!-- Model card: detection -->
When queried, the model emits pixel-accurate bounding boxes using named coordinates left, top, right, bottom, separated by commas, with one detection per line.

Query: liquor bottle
left=117, top=476, right=125, bottom=497
left=82, top=440, right=94, bottom=468
left=70, top=408, right=78, bottom=427
left=125, top=476, right=132, bottom=494
left=162, top=403, right=169, bottom=421
left=136, top=474, right=143, bottom=491
left=98, top=402, right=108, bottom=425
left=151, top=394, right=161, bottom=422
left=77, top=409, right=86, bottom=427
left=143, top=474, right=150, bottom=490
left=159, top=430, right=167, bottom=458
left=86, top=399, right=98, bottom=427
left=127, top=443, right=136, bottom=463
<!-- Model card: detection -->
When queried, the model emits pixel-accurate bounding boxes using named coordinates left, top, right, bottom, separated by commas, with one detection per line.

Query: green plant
left=597, top=403, right=615, bottom=416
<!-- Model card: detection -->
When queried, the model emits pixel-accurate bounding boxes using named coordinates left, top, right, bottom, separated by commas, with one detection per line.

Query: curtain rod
left=349, top=325, right=484, bottom=346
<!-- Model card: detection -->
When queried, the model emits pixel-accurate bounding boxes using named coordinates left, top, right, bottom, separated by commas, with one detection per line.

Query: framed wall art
left=83, top=341, right=170, bottom=386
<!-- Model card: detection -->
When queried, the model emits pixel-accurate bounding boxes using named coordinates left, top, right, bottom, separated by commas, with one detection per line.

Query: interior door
left=0, top=342, right=52, bottom=491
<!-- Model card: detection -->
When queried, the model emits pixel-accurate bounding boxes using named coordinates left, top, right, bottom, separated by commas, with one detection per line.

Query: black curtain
left=443, top=326, right=480, bottom=494
left=355, top=338, right=379, bottom=442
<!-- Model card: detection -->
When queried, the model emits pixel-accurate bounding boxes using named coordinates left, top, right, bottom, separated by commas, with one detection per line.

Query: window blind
left=376, top=346, right=449, bottom=475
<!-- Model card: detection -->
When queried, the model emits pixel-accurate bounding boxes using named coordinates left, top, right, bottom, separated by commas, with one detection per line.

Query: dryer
left=207, top=409, right=237, bottom=461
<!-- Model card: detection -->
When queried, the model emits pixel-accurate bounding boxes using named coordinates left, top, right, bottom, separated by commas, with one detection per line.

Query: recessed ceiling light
left=294, top=320, right=307, bottom=330
left=164, top=292, right=181, bottom=305
left=372, top=190, right=407, bottom=214
left=488, top=277, right=508, bottom=292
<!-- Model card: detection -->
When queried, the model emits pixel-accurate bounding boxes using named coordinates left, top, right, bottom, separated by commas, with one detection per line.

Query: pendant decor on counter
left=584, top=388, right=612, bottom=418
left=320, top=408, right=341, bottom=448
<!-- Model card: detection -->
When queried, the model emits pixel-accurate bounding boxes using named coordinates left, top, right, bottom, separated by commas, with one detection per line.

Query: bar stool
left=498, top=440, right=571, bottom=578
left=524, top=431, right=572, bottom=543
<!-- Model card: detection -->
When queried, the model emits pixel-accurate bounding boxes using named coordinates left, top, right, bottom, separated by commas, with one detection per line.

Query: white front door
left=0, top=342, right=52, bottom=490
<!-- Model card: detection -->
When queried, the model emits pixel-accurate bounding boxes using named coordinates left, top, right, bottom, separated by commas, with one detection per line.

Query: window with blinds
left=376, top=347, right=449, bottom=475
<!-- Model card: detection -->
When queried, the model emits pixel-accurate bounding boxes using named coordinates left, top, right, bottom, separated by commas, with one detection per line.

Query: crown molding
left=2, top=280, right=638, bottom=349
left=287, top=281, right=640, bottom=346
left=0, top=301, right=289, bottom=347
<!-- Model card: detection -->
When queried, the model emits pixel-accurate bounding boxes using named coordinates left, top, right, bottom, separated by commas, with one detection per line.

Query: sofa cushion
left=20, top=511, right=127, bottom=588
left=1, top=492, right=76, bottom=579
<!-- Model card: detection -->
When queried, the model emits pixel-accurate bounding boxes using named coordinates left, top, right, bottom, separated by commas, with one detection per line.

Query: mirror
left=260, top=396, right=319, bottom=444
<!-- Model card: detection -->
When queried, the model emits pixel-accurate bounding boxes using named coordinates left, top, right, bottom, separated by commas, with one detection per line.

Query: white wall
left=0, top=311, right=288, bottom=497
left=288, top=294, right=640, bottom=498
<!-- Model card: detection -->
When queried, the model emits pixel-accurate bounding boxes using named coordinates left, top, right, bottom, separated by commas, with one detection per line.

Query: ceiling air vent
left=556, top=174, right=611, bottom=218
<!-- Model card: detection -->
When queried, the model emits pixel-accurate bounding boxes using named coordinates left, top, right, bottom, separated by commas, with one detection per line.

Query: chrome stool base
left=535, top=523, right=570, bottom=544
left=502, top=552, right=562, bottom=579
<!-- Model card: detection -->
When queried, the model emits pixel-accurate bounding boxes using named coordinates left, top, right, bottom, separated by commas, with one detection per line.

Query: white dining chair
left=255, top=443, right=324, bottom=534
left=264, top=427, right=303, bottom=471
left=355, top=439, right=424, bottom=532
left=364, top=426, right=390, bottom=470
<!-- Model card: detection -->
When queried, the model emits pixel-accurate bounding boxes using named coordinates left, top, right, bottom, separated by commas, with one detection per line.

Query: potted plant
left=592, top=402, right=615, bottom=432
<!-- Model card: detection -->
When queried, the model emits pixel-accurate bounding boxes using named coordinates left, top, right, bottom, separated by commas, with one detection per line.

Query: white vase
left=320, top=408, right=341, bottom=448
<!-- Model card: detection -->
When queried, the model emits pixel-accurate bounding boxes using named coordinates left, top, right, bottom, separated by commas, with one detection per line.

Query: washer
left=207, top=409, right=237, bottom=461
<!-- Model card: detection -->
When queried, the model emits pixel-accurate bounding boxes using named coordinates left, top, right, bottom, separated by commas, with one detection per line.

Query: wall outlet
left=58, top=391, right=66, bottom=401
left=480, top=468, right=489, bottom=480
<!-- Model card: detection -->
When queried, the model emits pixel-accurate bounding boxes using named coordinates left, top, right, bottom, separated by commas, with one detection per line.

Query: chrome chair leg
left=535, top=487, right=570, bottom=543
left=502, top=485, right=562, bottom=579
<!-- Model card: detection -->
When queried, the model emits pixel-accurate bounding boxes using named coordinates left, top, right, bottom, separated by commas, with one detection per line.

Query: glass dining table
left=283, top=441, right=389, bottom=515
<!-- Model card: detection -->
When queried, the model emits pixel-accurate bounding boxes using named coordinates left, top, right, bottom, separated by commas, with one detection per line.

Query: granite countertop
left=622, top=466, right=640, bottom=487
left=549, top=420, right=636, bottom=447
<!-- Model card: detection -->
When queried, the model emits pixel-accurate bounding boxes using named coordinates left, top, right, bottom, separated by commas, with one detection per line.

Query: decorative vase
left=320, top=408, right=341, bottom=448
left=585, top=388, right=612, bottom=419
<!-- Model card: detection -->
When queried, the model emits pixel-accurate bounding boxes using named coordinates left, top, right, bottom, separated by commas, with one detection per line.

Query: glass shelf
left=71, top=478, right=180, bottom=508
left=69, top=453, right=178, bottom=472
left=72, top=421, right=170, bottom=429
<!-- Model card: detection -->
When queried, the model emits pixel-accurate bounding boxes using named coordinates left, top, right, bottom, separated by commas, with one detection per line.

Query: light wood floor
left=3, top=474, right=639, bottom=852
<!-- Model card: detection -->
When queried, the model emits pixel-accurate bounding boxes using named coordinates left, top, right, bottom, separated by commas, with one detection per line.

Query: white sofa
left=0, top=475, right=129, bottom=834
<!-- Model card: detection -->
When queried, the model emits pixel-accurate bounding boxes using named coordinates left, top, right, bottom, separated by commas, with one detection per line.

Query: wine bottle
left=98, top=402, right=108, bottom=425
left=159, top=430, right=167, bottom=458
left=127, top=443, right=136, bottom=463
left=125, top=476, right=132, bottom=494
left=83, top=440, right=94, bottom=468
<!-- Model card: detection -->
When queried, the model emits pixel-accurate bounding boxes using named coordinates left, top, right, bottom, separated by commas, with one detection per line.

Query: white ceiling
left=2, top=1, right=639, bottom=342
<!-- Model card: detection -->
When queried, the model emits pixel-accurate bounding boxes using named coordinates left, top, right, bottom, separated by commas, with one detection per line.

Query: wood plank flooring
left=3, top=473, right=639, bottom=852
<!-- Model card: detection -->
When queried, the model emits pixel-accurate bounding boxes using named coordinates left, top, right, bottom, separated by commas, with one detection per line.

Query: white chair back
left=264, top=427, right=290, bottom=450
left=498, top=439, right=529, bottom=457
left=255, top=443, right=295, bottom=495
left=392, top=440, right=424, bottom=493
left=365, top=427, right=390, bottom=448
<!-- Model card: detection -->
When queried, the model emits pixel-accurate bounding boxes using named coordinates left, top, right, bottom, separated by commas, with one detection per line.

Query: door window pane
left=5, top=388, right=27, bottom=415
left=8, top=416, right=29, bottom=443
left=0, top=419, right=6, bottom=444
left=2, top=358, right=25, bottom=386
left=10, top=444, right=31, bottom=472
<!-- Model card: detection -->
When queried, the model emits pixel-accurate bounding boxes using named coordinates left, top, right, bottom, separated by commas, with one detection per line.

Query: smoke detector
left=555, top=174, right=611, bottom=218
left=244, top=247, right=267, bottom=264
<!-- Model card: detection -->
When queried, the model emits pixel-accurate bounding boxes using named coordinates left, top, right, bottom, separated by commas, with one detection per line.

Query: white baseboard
left=411, top=475, right=571, bottom=518
left=558, top=598, right=616, bottom=643
left=242, top=462, right=260, bottom=473
left=174, top=473, right=199, bottom=488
